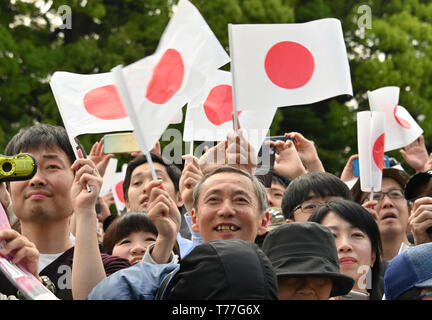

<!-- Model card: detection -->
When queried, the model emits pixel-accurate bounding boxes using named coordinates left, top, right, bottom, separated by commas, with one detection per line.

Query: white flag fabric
left=229, top=18, right=352, bottom=110
left=100, top=158, right=118, bottom=197
left=119, top=0, right=230, bottom=151
left=50, top=72, right=133, bottom=139
left=112, top=164, right=127, bottom=214
left=367, top=86, right=423, bottom=152
left=357, top=111, right=385, bottom=192
left=183, top=70, right=277, bottom=153
left=50, top=68, right=183, bottom=140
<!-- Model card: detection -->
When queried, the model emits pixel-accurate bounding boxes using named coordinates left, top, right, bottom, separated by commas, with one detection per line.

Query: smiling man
left=190, top=166, right=270, bottom=243
left=0, top=124, right=131, bottom=299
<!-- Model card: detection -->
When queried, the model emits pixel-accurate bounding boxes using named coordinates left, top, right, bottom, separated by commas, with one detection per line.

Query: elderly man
left=86, top=166, right=270, bottom=299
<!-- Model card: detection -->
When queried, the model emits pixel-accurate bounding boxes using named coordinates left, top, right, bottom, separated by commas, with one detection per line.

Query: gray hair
left=192, top=166, right=268, bottom=215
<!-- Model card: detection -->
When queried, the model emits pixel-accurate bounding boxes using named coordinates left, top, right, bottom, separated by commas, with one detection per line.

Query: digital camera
left=0, top=153, right=37, bottom=182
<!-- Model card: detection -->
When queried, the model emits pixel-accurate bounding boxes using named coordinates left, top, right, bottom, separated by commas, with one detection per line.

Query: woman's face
left=112, top=231, right=157, bottom=265
left=320, top=211, right=376, bottom=292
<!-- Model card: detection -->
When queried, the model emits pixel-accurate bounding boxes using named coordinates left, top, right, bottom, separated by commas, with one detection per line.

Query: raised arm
left=286, top=132, right=325, bottom=173
left=146, top=180, right=181, bottom=264
left=400, top=135, right=429, bottom=173
left=70, top=154, right=106, bottom=300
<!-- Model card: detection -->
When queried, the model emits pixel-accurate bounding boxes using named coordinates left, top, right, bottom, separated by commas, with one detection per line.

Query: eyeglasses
left=294, top=202, right=327, bottom=214
left=362, top=189, right=405, bottom=202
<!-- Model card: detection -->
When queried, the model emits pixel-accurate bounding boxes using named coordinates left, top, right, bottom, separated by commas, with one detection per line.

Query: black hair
left=4, top=123, right=76, bottom=165
left=102, top=212, right=158, bottom=255
left=281, top=172, right=352, bottom=220
left=308, top=199, right=383, bottom=300
left=123, top=153, right=182, bottom=202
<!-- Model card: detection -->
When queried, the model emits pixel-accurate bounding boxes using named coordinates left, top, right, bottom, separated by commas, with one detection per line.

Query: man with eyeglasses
left=351, top=168, right=411, bottom=262
left=281, top=172, right=353, bottom=223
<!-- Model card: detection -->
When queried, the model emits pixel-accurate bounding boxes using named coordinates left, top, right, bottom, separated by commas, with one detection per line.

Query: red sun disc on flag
left=373, top=133, right=385, bottom=171
left=264, top=41, right=315, bottom=89
left=83, top=85, right=128, bottom=120
left=146, top=48, right=184, bottom=104
left=393, top=105, right=411, bottom=129
left=115, top=180, right=125, bottom=203
left=203, top=84, right=242, bottom=126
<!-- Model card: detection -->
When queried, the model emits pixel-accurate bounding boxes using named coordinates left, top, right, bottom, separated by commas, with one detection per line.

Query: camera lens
left=2, top=161, right=12, bottom=172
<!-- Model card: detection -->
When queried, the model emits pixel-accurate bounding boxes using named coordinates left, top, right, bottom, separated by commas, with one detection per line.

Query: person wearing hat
left=404, top=170, right=432, bottom=245
left=351, top=167, right=412, bottom=262
left=384, top=242, right=432, bottom=300
left=87, top=239, right=278, bottom=300
left=262, top=221, right=354, bottom=300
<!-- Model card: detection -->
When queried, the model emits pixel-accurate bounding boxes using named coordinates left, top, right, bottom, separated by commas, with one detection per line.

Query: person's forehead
left=202, top=172, right=255, bottom=193
left=26, top=146, right=71, bottom=165
left=382, top=177, right=403, bottom=189
left=132, top=162, right=170, bottom=178
left=271, top=180, right=286, bottom=191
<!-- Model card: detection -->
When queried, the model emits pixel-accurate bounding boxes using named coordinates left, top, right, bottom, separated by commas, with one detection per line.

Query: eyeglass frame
left=293, top=202, right=329, bottom=214
left=361, top=188, right=405, bottom=203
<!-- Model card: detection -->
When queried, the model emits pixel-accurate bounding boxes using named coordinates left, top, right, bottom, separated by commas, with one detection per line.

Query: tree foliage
left=1, top=0, right=431, bottom=175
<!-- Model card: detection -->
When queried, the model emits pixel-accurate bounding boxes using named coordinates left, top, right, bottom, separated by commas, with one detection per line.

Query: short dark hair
left=308, top=199, right=383, bottom=300
left=101, top=211, right=181, bottom=259
left=4, top=123, right=76, bottom=165
left=281, top=172, right=352, bottom=220
left=123, top=153, right=182, bottom=202
left=102, top=212, right=158, bottom=255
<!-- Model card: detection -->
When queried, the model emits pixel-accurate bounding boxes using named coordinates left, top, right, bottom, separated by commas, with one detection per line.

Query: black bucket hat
left=262, top=222, right=354, bottom=297
left=404, top=170, right=432, bottom=201
left=164, top=239, right=278, bottom=300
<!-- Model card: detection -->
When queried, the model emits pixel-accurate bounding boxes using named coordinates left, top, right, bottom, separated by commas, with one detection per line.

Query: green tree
left=1, top=0, right=431, bottom=177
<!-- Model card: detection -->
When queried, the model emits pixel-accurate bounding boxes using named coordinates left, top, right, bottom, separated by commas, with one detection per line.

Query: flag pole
left=228, top=23, right=239, bottom=133
left=111, top=65, right=158, bottom=181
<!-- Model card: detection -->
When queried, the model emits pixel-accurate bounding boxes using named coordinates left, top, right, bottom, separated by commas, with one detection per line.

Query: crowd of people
left=1, top=121, right=432, bottom=301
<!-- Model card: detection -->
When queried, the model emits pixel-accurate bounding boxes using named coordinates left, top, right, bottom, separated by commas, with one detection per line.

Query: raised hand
left=179, top=155, right=203, bottom=213
left=286, top=132, right=325, bottom=172
left=268, top=139, right=306, bottom=180
left=400, top=135, right=429, bottom=172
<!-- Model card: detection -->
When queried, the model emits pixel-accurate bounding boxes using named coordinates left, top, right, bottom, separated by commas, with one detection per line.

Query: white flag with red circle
left=50, top=71, right=133, bottom=139
left=111, top=164, right=127, bottom=214
left=183, top=70, right=277, bottom=153
left=228, top=18, right=352, bottom=110
left=367, top=86, right=423, bottom=152
left=50, top=68, right=183, bottom=140
left=119, top=0, right=230, bottom=150
left=357, top=111, right=385, bottom=192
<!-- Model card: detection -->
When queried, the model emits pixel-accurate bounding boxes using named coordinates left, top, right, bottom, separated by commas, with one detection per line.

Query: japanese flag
left=229, top=18, right=352, bottom=110
left=50, top=71, right=133, bottom=139
left=50, top=68, right=183, bottom=140
left=183, top=70, right=277, bottom=153
left=357, top=111, right=385, bottom=192
left=367, top=86, right=423, bottom=152
left=118, top=0, right=230, bottom=151
left=112, top=164, right=127, bottom=214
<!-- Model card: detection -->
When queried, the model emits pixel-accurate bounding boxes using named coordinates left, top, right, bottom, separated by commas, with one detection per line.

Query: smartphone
left=255, top=136, right=294, bottom=188
left=104, top=132, right=140, bottom=154
left=353, top=155, right=390, bottom=177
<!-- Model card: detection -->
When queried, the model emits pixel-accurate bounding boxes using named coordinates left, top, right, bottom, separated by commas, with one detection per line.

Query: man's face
left=362, top=177, right=409, bottom=236
left=9, top=146, right=75, bottom=223
left=191, top=172, right=269, bottom=242
left=266, top=180, right=285, bottom=209
left=126, top=162, right=182, bottom=211
left=291, top=193, right=343, bottom=222
left=278, top=277, right=333, bottom=300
